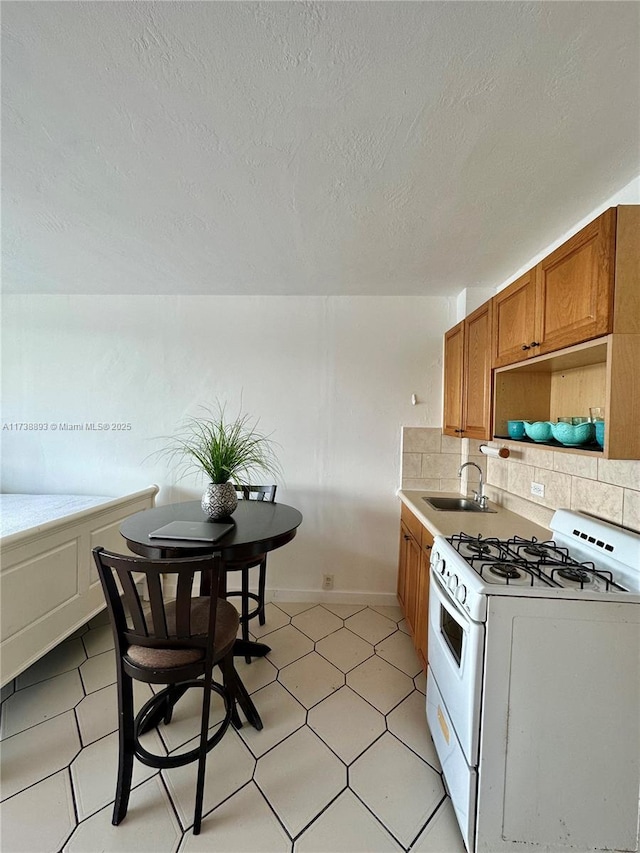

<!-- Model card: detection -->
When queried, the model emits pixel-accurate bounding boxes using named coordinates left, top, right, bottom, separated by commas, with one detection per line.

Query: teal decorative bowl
left=524, top=421, right=554, bottom=442
left=507, top=420, right=526, bottom=439
left=551, top=420, right=595, bottom=447
left=595, top=421, right=605, bottom=448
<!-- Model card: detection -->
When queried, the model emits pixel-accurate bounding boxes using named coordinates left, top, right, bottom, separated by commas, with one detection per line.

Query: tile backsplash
left=401, top=428, right=640, bottom=533
left=401, top=428, right=465, bottom=493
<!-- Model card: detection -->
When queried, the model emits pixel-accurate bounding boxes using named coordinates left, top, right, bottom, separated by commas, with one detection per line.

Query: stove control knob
left=433, top=553, right=445, bottom=575
left=447, top=573, right=458, bottom=592
left=456, top=584, right=467, bottom=605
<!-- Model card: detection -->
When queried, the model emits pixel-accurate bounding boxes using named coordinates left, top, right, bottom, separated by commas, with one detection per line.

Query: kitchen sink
left=423, top=496, right=496, bottom=513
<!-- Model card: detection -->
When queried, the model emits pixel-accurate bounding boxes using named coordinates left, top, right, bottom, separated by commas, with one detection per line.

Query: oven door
left=428, top=568, right=485, bottom=766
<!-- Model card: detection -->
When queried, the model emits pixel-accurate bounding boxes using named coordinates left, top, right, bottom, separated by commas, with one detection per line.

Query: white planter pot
left=201, top=482, right=238, bottom=520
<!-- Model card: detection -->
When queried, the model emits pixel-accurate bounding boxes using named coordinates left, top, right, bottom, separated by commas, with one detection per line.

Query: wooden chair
left=92, top=547, right=262, bottom=835
left=226, top=485, right=277, bottom=662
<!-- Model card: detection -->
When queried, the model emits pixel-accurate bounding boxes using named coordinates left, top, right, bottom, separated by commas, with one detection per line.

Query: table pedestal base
left=235, top=639, right=270, bottom=658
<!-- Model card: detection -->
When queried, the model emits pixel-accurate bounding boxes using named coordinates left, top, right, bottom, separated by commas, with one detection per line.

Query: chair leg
left=230, top=701, right=243, bottom=731
left=224, top=656, right=263, bottom=731
left=258, top=557, right=267, bottom=626
left=241, top=568, right=251, bottom=664
left=193, top=668, right=214, bottom=835
left=113, top=672, right=135, bottom=826
left=218, top=567, right=228, bottom=599
left=163, top=685, right=176, bottom=725
left=219, top=656, right=243, bottom=730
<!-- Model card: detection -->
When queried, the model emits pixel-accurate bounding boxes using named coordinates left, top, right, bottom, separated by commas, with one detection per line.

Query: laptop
left=148, top=520, right=234, bottom=543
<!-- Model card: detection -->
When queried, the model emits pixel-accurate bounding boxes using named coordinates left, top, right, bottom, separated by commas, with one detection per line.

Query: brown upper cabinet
left=491, top=206, right=639, bottom=459
left=493, top=208, right=617, bottom=368
left=443, top=300, right=493, bottom=440
left=443, top=205, right=639, bottom=458
left=443, top=321, right=464, bottom=436
left=492, top=269, right=536, bottom=368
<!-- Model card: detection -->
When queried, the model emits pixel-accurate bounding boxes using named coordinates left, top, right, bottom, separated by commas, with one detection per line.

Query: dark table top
left=120, top=499, right=303, bottom=562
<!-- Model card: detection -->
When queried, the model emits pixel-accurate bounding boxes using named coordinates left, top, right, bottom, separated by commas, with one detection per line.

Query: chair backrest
left=92, top=548, right=223, bottom=660
left=234, top=484, right=277, bottom=503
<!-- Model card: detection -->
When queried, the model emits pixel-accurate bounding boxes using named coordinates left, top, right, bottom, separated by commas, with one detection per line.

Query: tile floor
left=0, top=601, right=466, bottom=853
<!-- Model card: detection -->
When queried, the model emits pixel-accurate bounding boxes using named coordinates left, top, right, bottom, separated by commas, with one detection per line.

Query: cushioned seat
left=126, top=598, right=238, bottom=669
left=125, top=644, right=204, bottom=668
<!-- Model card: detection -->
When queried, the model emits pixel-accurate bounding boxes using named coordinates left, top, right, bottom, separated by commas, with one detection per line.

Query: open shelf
left=490, top=336, right=635, bottom=457
left=493, top=435, right=604, bottom=455
left=493, top=339, right=608, bottom=436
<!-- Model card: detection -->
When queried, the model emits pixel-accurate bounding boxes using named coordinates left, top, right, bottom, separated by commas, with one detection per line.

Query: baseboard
left=162, top=575, right=399, bottom=608
left=268, top=588, right=400, bottom=607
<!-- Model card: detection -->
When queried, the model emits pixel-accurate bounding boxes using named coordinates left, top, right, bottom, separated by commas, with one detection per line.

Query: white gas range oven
left=426, top=508, right=640, bottom=853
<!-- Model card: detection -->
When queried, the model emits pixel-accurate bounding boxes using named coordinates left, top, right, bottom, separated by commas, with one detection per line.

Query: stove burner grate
left=489, top=563, right=522, bottom=580
left=548, top=562, right=626, bottom=591
left=523, top=544, right=551, bottom=558
left=476, top=560, right=553, bottom=586
left=507, top=536, right=571, bottom=565
left=556, top=567, right=592, bottom=585
left=445, top=532, right=630, bottom=593
left=465, top=541, right=491, bottom=555
left=449, top=533, right=504, bottom=560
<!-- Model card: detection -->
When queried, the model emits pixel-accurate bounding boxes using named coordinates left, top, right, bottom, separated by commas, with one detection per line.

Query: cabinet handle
left=454, top=428, right=464, bottom=434
left=521, top=344, right=531, bottom=351
left=530, top=341, right=540, bottom=347
left=404, top=534, right=411, bottom=541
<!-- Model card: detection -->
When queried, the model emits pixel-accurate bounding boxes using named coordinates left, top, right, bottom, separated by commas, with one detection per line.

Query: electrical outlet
left=322, top=574, right=334, bottom=590
left=531, top=482, right=545, bottom=498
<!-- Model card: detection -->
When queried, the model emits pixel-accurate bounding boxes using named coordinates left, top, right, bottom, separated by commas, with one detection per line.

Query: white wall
left=495, top=175, right=640, bottom=293
left=1, top=294, right=449, bottom=602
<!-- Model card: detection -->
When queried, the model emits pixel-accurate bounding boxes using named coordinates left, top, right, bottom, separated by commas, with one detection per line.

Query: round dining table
left=120, top=499, right=303, bottom=660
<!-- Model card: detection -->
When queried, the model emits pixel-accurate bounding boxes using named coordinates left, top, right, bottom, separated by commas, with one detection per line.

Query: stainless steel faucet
left=458, top=462, right=488, bottom=508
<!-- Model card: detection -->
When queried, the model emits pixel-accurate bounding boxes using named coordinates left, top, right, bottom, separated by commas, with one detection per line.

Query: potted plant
left=160, top=404, right=281, bottom=519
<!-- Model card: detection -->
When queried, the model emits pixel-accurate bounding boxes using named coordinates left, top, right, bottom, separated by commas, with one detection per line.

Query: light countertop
left=397, top=489, right=552, bottom=541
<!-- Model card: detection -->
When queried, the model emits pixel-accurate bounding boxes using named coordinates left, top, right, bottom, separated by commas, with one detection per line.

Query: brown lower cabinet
left=397, top=503, right=432, bottom=671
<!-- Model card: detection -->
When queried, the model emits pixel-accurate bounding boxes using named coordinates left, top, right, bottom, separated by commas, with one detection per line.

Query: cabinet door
left=443, top=321, right=465, bottom=436
left=397, top=521, right=409, bottom=608
left=492, top=271, right=536, bottom=367
left=463, top=301, right=493, bottom=440
left=414, top=527, right=433, bottom=672
left=398, top=504, right=422, bottom=611
left=404, top=531, right=421, bottom=636
left=535, top=209, right=616, bottom=355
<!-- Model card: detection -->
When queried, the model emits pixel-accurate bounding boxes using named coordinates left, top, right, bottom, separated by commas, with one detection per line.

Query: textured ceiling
left=2, top=1, right=639, bottom=296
